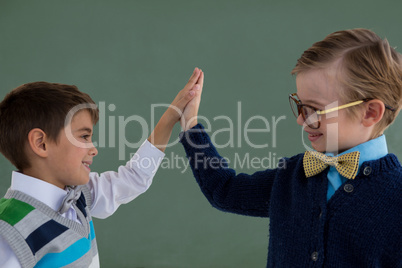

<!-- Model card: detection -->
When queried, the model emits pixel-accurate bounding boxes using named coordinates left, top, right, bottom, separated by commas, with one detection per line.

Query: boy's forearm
left=147, top=112, right=176, bottom=152
left=180, top=124, right=272, bottom=217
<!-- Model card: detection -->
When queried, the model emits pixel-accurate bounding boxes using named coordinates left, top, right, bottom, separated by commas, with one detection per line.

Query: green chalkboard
left=1, top=1, right=402, bottom=267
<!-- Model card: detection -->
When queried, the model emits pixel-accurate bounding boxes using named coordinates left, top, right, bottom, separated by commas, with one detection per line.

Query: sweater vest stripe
left=0, top=189, right=99, bottom=268
left=0, top=198, right=35, bottom=226
left=26, top=219, right=69, bottom=254
left=35, top=221, right=96, bottom=267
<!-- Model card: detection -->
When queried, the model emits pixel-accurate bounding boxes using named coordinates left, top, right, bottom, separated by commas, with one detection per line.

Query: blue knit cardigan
left=180, top=124, right=402, bottom=268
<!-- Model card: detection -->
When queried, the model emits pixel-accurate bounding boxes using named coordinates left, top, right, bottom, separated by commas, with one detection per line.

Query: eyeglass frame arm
left=289, top=93, right=395, bottom=116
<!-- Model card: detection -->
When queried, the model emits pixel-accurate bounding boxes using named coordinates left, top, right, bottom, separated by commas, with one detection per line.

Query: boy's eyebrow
left=295, top=93, right=324, bottom=107
left=74, top=127, right=93, bottom=134
left=302, top=98, right=325, bottom=107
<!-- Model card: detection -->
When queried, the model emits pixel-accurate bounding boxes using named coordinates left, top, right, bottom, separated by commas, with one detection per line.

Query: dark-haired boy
left=0, top=68, right=204, bottom=267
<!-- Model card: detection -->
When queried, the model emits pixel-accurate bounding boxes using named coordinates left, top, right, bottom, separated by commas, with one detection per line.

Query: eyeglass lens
left=303, top=107, right=319, bottom=128
left=289, top=97, right=320, bottom=129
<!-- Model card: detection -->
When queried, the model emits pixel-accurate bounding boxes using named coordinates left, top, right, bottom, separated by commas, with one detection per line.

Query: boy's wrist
left=161, top=111, right=178, bottom=129
left=183, top=119, right=198, bottom=131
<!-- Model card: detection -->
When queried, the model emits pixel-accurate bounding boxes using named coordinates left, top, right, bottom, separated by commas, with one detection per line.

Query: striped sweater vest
left=0, top=187, right=99, bottom=268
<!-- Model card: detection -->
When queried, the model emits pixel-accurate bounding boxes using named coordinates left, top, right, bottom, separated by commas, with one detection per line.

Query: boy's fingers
left=175, top=89, right=197, bottom=111
left=188, top=71, right=203, bottom=98
left=185, top=68, right=201, bottom=89
left=188, top=67, right=199, bottom=82
left=173, top=68, right=202, bottom=110
left=196, top=71, right=204, bottom=91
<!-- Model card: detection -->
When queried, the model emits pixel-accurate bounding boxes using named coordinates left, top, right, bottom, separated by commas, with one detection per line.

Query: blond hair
left=292, top=28, right=402, bottom=138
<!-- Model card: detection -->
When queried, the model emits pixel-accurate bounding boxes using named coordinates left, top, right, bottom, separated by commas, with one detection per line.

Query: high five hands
left=181, top=67, right=204, bottom=131
left=147, top=67, right=204, bottom=152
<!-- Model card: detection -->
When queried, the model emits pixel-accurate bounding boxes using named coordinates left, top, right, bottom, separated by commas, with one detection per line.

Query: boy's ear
left=362, top=100, right=385, bottom=127
left=27, top=128, right=49, bottom=158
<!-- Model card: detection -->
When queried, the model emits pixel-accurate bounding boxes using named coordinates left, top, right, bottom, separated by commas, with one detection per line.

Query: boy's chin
left=83, top=177, right=90, bottom=185
left=310, top=143, right=325, bottom=153
left=311, top=141, right=340, bottom=154
left=76, top=176, right=90, bottom=186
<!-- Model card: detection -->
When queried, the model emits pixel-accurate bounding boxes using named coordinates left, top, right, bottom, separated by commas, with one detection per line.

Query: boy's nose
left=89, top=144, right=98, bottom=156
left=296, top=114, right=304, bottom=126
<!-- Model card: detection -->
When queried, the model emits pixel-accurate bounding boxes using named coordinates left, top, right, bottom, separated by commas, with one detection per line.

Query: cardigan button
left=311, top=251, right=319, bottom=261
left=363, top=166, right=372, bottom=176
left=344, top=184, right=354, bottom=193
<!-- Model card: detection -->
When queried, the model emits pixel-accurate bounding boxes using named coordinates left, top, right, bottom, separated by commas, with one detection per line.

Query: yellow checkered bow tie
left=303, top=151, right=360, bottom=179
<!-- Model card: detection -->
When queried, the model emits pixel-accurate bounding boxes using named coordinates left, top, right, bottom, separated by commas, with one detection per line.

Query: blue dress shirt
left=325, top=135, right=388, bottom=200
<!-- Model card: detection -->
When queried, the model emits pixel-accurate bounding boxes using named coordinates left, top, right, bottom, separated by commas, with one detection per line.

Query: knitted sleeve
left=180, top=124, right=279, bottom=217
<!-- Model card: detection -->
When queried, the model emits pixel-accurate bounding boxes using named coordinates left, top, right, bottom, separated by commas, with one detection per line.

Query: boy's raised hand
left=181, top=68, right=204, bottom=131
left=147, top=67, right=203, bottom=152
left=167, top=67, right=203, bottom=124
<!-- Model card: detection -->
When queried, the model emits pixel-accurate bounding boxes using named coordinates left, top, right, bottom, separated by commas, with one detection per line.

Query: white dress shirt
left=0, top=140, right=164, bottom=268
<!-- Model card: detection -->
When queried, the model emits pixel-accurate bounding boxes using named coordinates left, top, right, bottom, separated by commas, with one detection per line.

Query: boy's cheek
left=321, top=116, right=339, bottom=127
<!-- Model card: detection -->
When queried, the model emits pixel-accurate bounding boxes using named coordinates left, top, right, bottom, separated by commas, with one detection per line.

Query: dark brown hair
left=0, top=82, right=99, bottom=171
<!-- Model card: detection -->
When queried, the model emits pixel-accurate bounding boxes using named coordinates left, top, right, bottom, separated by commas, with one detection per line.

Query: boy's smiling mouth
left=82, top=161, right=92, bottom=171
left=306, top=131, right=323, bottom=142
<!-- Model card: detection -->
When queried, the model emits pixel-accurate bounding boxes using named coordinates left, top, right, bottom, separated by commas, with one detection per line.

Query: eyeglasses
left=288, top=93, right=395, bottom=129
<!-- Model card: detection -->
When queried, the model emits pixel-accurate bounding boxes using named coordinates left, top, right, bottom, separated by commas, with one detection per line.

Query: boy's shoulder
left=360, top=153, right=402, bottom=195
left=272, top=152, right=305, bottom=179
left=381, top=153, right=402, bottom=183
left=277, top=152, right=305, bottom=168
left=369, top=153, right=402, bottom=177
left=0, top=196, right=36, bottom=225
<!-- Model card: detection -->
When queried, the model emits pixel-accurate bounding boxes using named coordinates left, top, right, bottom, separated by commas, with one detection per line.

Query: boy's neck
left=324, top=135, right=388, bottom=156
left=22, top=167, right=66, bottom=190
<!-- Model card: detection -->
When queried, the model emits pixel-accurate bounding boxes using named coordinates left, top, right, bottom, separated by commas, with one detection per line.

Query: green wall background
left=1, top=1, right=401, bottom=267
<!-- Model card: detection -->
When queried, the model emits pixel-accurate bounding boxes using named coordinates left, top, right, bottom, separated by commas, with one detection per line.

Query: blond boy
left=180, top=29, right=401, bottom=267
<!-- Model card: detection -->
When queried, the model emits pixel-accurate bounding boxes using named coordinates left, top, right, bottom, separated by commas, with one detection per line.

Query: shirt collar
left=326, top=135, right=388, bottom=170
left=10, top=171, right=68, bottom=212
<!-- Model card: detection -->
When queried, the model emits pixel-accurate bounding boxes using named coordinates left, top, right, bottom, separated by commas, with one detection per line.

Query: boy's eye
left=81, top=135, right=91, bottom=141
